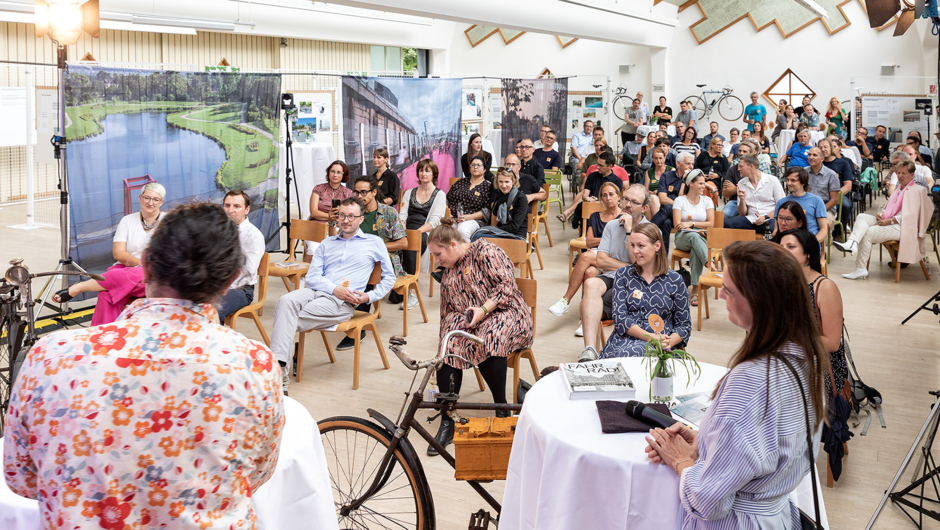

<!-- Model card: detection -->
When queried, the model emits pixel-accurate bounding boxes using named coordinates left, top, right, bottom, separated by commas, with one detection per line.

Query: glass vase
left=650, top=361, right=674, bottom=403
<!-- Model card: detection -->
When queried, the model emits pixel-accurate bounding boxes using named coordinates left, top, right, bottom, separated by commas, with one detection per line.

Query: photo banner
left=501, top=78, right=569, bottom=159
left=341, top=76, right=462, bottom=192
left=64, top=66, right=282, bottom=272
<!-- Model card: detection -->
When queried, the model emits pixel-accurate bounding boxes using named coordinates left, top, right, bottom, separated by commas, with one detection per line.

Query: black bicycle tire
left=611, top=94, right=632, bottom=122
left=718, top=95, right=744, bottom=121
left=319, top=415, right=434, bottom=530
left=686, top=96, right=708, bottom=122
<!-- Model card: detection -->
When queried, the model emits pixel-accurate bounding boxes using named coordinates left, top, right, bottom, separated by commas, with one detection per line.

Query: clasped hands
left=874, top=212, right=894, bottom=226
left=333, top=285, right=369, bottom=305
left=644, top=422, right=699, bottom=475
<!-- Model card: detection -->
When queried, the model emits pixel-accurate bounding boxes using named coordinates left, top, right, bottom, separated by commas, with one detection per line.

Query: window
left=370, top=46, right=403, bottom=72
left=763, top=69, right=816, bottom=107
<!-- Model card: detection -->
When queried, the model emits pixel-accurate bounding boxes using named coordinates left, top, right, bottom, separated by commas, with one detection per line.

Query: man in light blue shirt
left=270, top=197, right=395, bottom=394
left=569, top=119, right=595, bottom=175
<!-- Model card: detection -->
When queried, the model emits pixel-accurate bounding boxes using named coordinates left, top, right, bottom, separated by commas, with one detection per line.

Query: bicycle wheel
left=718, top=95, right=744, bottom=121
left=611, top=94, right=632, bottom=122
left=686, top=96, right=707, bottom=122
left=319, top=416, right=433, bottom=530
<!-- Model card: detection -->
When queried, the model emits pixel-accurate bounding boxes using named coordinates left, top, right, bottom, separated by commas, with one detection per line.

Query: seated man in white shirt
left=218, top=190, right=266, bottom=324
left=569, top=120, right=595, bottom=177
left=887, top=148, right=934, bottom=195
left=724, top=154, right=785, bottom=234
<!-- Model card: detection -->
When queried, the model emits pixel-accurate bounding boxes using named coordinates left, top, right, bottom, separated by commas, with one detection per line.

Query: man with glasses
left=846, top=127, right=873, bottom=167
left=906, top=134, right=932, bottom=166
left=535, top=129, right=562, bottom=171
left=270, top=197, right=395, bottom=394
left=886, top=148, right=934, bottom=195
left=534, top=124, right=559, bottom=151
left=518, top=138, right=547, bottom=203
left=504, top=154, right=542, bottom=203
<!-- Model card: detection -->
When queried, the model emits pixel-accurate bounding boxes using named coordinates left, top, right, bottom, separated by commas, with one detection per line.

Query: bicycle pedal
left=468, top=509, right=493, bottom=529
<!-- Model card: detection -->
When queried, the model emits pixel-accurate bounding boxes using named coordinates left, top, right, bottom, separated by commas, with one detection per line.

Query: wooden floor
left=1, top=193, right=939, bottom=530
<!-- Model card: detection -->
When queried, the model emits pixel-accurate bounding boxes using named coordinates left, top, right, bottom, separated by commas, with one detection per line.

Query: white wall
left=663, top=1, right=930, bottom=139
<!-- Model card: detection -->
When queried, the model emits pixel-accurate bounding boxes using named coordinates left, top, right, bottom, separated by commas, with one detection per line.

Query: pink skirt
left=90, top=264, right=146, bottom=326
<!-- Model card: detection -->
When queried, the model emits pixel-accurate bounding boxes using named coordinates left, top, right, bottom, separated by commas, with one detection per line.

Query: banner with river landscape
left=340, top=76, right=462, bottom=193
left=64, top=66, right=282, bottom=273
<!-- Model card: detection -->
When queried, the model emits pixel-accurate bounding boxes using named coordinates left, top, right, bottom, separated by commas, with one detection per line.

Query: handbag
left=778, top=355, right=824, bottom=530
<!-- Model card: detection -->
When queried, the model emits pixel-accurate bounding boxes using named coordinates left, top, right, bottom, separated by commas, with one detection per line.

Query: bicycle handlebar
left=389, top=330, right=484, bottom=371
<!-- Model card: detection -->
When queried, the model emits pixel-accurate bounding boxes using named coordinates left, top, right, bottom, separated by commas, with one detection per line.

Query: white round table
left=0, top=397, right=339, bottom=530
left=776, top=129, right=826, bottom=157
left=499, top=359, right=829, bottom=529
left=279, top=142, right=335, bottom=220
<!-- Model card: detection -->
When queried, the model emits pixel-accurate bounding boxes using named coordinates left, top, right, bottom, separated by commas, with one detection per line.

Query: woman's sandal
left=556, top=213, right=568, bottom=223
left=690, top=294, right=699, bottom=307
left=53, top=289, right=74, bottom=303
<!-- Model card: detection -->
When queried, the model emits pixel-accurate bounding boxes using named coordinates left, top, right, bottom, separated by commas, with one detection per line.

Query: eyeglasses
left=469, top=163, right=484, bottom=168
left=776, top=216, right=797, bottom=223
left=519, top=145, right=534, bottom=150
left=353, top=189, right=373, bottom=196
left=337, top=214, right=362, bottom=221
left=140, top=196, right=163, bottom=204
left=624, top=199, right=645, bottom=208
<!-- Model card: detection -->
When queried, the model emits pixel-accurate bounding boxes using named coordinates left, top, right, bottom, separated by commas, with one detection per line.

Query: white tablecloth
left=461, top=135, right=497, bottom=169
left=500, top=359, right=828, bottom=529
left=638, top=124, right=675, bottom=138
left=776, top=129, right=826, bottom=157
left=486, top=130, right=502, bottom=166
left=279, top=142, right=335, bottom=220
left=0, top=397, right=338, bottom=530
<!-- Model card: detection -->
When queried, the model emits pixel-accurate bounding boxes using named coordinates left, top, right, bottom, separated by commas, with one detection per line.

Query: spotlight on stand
left=281, top=92, right=296, bottom=111
left=34, top=0, right=100, bottom=46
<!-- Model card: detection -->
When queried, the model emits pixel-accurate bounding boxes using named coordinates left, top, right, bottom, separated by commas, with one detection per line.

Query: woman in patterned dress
left=425, top=218, right=533, bottom=455
left=447, top=155, right=494, bottom=241
left=601, top=222, right=691, bottom=358
left=645, top=240, right=829, bottom=529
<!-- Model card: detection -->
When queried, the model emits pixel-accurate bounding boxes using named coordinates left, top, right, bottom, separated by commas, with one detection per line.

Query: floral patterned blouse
left=3, top=298, right=284, bottom=530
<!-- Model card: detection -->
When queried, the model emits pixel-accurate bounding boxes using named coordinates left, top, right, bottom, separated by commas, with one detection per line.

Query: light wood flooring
left=1, top=194, right=939, bottom=529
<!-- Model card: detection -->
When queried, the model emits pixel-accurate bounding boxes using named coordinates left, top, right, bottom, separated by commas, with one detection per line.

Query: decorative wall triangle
left=80, top=52, right=97, bottom=62
left=498, top=28, right=525, bottom=44
left=218, top=58, right=231, bottom=66
left=464, top=25, right=500, bottom=47
left=556, top=36, right=579, bottom=48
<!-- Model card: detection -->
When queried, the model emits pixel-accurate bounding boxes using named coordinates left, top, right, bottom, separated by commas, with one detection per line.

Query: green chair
left=826, top=190, right=846, bottom=263
left=544, top=169, right=565, bottom=218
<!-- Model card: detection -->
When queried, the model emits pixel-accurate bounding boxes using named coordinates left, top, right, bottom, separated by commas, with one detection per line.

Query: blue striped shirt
left=679, top=344, right=817, bottom=529
left=304, top=229, right=395, bottom=304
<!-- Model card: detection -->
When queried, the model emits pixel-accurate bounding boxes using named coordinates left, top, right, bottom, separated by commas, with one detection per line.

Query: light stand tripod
left=867, top=390, right=940, bottom=529
left=265, top=93, right=303, bottom=254
left=33, top=44, right=93, bottom=318
left=902, top=290, right=940, bottom=324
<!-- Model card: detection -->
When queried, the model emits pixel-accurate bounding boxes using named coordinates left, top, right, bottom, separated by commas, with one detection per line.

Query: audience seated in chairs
left=577, top=184, right=653, bottom=362
left=372, top=148, right=401, bottom=207
left=722, top=127, right=740, bottom=158
left=518, top=138, right=547, bottom=199
left=461, top=133, right=493, bottom=179
left=887, top=147, right=935, bottom=196
left=800, top=103, right=822, bottom=130
left=836, top=160, right=934, bottom=280
left=728, top=128, right=751, bottom=162
left=654, top=151, right=696, bottom=252
left=721, top=140, right=757, bottom=220
left=400, top=159, right=446, bottom=309
left=622, top=131, right=648, bottom=169
left=585, top=144, right=630, bottom=183
left=819, top=139, right=855, bottom=228
left=599, top=222, right=691, bottom=359
left=569, top=119, right=595, bottom=180
left=694, top=137, right=728, bottom=204
left=751, top=121, right=771, bottom=154
left=271, top=197, right=395, bottom=394
left=548, top=182, right=624, bottom=328
left=645, top=149, right=674, bottom=196
left=640, top=137, right=677, bottom=171
left=772, top=105, right=797, bottom=141
left=772, top=167, right=829, bottom=246
left=53, top=182, right=166, bottom=325
left=448, top=155, right=495, bottom=241
left=309, top=160, right=354, bottom=223
left=672, top=169, right=715, bottom=308
left=847, top=127, right=874, bottom=167
left=352, top=174, right=408, bottom=313
left=907, top=131, right=933, bottom=167
left=698, top=121, right=725, bottom=152
left=672, top=125, right=701, bottom=158
left=534, top=124, right=559, bottom=151
left=778, top=129, right=813, bottom=169
left=218, top=190, right=266, bottom=323
left=557, top=150, right=623, bottom=230
left=724, top=154, right=785, bottom=234
left=535, top=129, right=562, bottom=170
left=806, top=147, right=843, bottom=234
left=472, top=169, right=530, bottom=242
left=6, top=202, right=285, bottom=529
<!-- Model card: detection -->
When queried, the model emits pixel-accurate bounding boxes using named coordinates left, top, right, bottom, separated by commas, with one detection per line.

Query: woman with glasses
left=772, top=167, right=828, bottom=245
left=461, top=133, right=493, bottom=178
left=672, top=169, right=714, bottom=307
left=53, top=182, right=167, bottom=326
left=447, top=155, right=494, bottom=241
left=672, top=126, right=701, bottom=158
left=309, top=160, right=354, bottom=222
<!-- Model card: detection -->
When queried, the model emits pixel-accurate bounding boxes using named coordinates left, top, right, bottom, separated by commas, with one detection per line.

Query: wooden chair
left=295, top=263, right=390, bottom=390
left=269, top=220, right=328, bottom=292
left=696, top=228, right=757, bottom=331
left=528, top=204, right=544, bottom=271
left=875, top=241, right=931, bottom=283
left=568, top=202, right=606, bottom=276
left=484, top=237, right=533, bottom=279
left=224, top=253, right=271, bottom=345
left=537, top=182, right=555, bottom=246
left=393, top=230, right=430, bottom=335
left=670, top=211, right=723, bottom=271
left=472, top=278, right=539, bottom=403
left=449, top=176, right=460, bottom=190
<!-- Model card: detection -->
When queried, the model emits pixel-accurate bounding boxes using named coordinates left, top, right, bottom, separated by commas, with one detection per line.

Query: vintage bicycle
left=685, top=84, right=744, bottom=122
left=318, top=330, right=524, bottom=530
left=610, top=84, right=635, bottom=122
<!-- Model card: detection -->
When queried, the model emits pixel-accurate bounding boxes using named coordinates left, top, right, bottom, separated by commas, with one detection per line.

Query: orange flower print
left=249, top=345, right=274, bottom=373
left=133, top=421, right=151, bottom=438
left=90, top=326, right=129, bottom=354
left=216, top=364, right=231, bottom=374
left=137, top=454, right=154, bottom=468
left=81, top=500, right=100, bottom=518
left=96, top=496, right=131, bottom=530
left=112, top=405, right=133, bottom=426
left=62, top=485, right=82, bottom=507
left=186, top=321, right=202, bottom=332
left=222, top=417, right=235, bottom=434
left=147, top=486, right=169, bottom=507
left=202, top=403, right=222, bottom=423
left=158, top=436, right=181, bottom=458
left=103, top=371, right=119, bottom=385
left=167, top=332, right=186, bottom=349
left=48, top=419, right=59, bottom=437
left=192, top=371, right=208, bottom=385
left=129, top=360, right=150, bottom=377
left=169, top=501, right=185, bottom=518
left=72, top=430, right=92, bottom=457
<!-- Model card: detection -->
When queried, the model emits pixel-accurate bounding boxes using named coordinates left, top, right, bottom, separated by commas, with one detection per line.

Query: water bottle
left=763, top=219, right=773, bottom=241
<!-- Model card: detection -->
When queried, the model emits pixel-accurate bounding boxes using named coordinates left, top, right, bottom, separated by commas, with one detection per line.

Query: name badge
left=474, top=191, right=480, bottom=196
left=372, top=224, right=377, bottom=231
left=378, top=180, right=384, bottom=186
left=463, top=267, right=471, bottom=276
left=686, top=215, right=693, bottom=221
left=632, top=289, right=643, bottom=300
left=668, top=185, right=674, bottom=192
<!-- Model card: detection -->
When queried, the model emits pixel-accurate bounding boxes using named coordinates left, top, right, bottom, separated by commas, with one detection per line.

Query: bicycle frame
left=338, top=331, right=523, bottom=519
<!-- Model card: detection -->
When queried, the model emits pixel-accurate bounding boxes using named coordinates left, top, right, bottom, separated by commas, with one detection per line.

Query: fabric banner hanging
left=500, top=78, right=569, bottom=160
left=341, top=76, right=462, bottom=192
left=63, top=66, right=282, bottom=273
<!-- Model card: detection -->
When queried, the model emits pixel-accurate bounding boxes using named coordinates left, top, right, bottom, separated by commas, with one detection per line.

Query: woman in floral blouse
left=425, top=218, right=533, bottom=456
left=447, top=155, right=494, bottom=241
left=4, top=203, right=284, bottom=530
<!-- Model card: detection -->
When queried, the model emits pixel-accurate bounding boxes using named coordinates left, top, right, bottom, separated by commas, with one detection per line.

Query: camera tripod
left=867, top=390, right=940, bottom=529
left=901, top=290, right=940, bottom=325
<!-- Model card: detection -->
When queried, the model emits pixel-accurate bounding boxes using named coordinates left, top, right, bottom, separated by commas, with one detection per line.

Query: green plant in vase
left=642, top=314, right=701, bottom=402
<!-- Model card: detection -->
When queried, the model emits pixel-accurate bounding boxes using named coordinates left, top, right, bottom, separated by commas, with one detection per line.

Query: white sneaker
left=574, top=322, right=583, bottom=337
left=548, top=298, right=569, bottom=316
left=833, top=239, right=858, bottom=256
left=842, top=268, right=868, bottom=280
left=578, top=346, right=599, bottom=363
left=282, top=370, right=290, bottom=396
left=407, top=292, right=419, bottom=309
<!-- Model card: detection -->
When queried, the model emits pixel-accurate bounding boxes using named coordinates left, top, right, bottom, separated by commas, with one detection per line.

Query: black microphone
left=625, top=400, right=678, bottom=430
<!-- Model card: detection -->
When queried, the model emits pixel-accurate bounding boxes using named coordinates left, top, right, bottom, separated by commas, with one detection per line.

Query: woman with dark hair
left=7, top=202, right=284, bottom=529
left=461, top=133, right=493, bottom=178
left=773, top=166, right=828, bottom=246
left=645, top=148, right=673, bottom=194
left=645, top=240, right=829, bottom=529
left=426, top=218, right=533, bottom=455
left=751, top=121, right=770, bottom=154
left=778, top=228, right=848, bottom=400
left=770, top=200, right=808, bottom=243
left=309, top=160, right=354, bottom=222
left=400, top=159, right=446, bottom=308
left=54, top=182, right=167, bottom=326
left=600, top=222, right=691, bottom=358
left=672, top=126, right=701, bottom=157
left=672, top=169, right=715, bottom=307
left=652, top=96, right=673, bottom=124
left=447, top=154, right=494, bottom=241
left=372, top=148, right=401, bottom=207
left=472, top=168, right=529, bottom=241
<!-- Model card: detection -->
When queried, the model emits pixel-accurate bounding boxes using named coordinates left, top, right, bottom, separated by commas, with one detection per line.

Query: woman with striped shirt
left=645, top=240, right=829, bottom=529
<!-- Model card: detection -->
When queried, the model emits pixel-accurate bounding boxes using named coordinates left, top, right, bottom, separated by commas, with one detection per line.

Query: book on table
left=668, top=392, right=711, bottom=429
left=559, top=359, right=636, bottom=400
